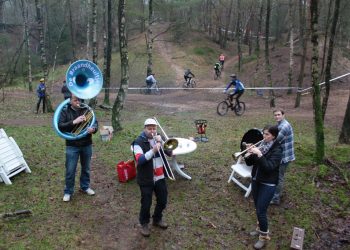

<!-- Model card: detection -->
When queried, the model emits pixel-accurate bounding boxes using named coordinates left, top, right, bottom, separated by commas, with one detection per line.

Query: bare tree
left=310, top=0, right=325, bottom=163
left=287, top=0, right=294, bottom=95
left=295, top=0, right=307, bottom=108
left=67, top=0, right=76, bottom=61
left=265, top=0, right=275, bottom=107
left=35, top=0, right=53, bottom=112
left=321, top=0, right=341, bottom=120
left=146, top=0, right=154, bottom=76
left=103, top=0, right=112, bottom=106
left=237, top=0, right=242, bottom=71
left=339, top=90, right=350, bottom=144
left=20, top=0, right=32, bottom=92
left=86, top=0, right=91, bottom=60
left=112, top=0, right=129, bottom=132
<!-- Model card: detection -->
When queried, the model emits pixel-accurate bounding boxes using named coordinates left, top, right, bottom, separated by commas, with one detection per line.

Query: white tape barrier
left=102, top=72, right=350, bottom=93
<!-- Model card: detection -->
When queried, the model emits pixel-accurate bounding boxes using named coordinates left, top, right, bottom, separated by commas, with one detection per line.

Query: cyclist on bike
left=219, top=53, right=225, bottom=69
left=184, top=69, right=195, bottom=87
left=145, top=73, right=157, bottom=89
left=223, top=74, right=245, bottom=104
left=214, top=62, right=221, bottom=78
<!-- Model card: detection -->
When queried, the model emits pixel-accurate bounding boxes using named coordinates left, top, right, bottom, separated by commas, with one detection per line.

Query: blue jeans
left=64, top=145, right=92, bottom=195
left=252, top=180, right=276, bottom=232
left=272, top=162, right=289, bottom=202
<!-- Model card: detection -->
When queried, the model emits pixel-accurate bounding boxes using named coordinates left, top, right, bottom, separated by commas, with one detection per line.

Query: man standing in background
left=271, top=109, right=295, bottom=205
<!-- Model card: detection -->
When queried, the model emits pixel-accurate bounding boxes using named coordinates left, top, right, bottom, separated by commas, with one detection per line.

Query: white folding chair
left=0, top=136, right=31, bottom=185
left=227, top=156, right=253, bottom=198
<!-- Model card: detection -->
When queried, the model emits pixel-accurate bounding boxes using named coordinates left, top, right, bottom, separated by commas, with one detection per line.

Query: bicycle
left=214, top=69, right=221, bottom=80
left=182, top=78, right=196, bottom=88
left=139, top=82, right=162, bottom=95
left=217, top=95, right=245, bottom=116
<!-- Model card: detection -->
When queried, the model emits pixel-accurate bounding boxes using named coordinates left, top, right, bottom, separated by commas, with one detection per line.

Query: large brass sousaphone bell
left=52, top=60, right=103, bottom=140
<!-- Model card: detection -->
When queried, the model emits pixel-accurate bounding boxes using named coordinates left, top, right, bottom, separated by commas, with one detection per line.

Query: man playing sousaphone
left=58, top=95, right=98, bottom=202
left=131, top=118, right=172, bottom=237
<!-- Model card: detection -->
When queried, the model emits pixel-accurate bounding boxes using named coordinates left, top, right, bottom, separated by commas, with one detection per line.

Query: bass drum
left=240, top=128, right=263, bottom=151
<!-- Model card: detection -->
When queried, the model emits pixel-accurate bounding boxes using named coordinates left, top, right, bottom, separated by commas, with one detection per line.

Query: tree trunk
left=254, top=0, right=264, bottom=89
left=112, top=0, right=129, bottom=132
left=287, top=0, right=294, bottom=95
left=321, top=0, right=341, bottom=120
left=339, top=90, right=350, bottom=144
left=67, top=0, right=76, bottom=61
left=295, top=0, right=307, bottom=108
left=265, top=0, right=275, bottom=107
left=237, top=0, right=242, bottom=71
left=21, top=0, right=33, bottom=92
left=103, top=0, right=112, bottom=106
left=35, top=0, right=53, bottom=112
left=320, top=0, right=333, bottom=79
left=146, top=0, right=153, bottom=76
left=86, top=0, right=91, bottom=60
left=89, top=0, right=98, bottom=108
left=310, top=0, right=325, bottom=164
left=140, top=0, right=145, bottom=33
left=222, top=0, right=234, bottom=49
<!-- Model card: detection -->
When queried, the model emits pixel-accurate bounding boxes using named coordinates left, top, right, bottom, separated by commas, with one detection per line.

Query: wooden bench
left=0, top=134, right=31, bottom=185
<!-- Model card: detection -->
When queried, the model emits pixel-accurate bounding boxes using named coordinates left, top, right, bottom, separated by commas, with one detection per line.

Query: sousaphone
left=52, top=60, right=103, bottom=140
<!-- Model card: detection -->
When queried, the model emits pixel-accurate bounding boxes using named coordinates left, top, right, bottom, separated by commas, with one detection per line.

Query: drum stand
left=194, top=119, right=208, bottom=142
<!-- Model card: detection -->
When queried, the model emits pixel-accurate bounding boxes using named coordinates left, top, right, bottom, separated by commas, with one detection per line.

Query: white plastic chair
left=0, top=134, right=31, bottom=185
left=227, top=156, right=253, bottom=198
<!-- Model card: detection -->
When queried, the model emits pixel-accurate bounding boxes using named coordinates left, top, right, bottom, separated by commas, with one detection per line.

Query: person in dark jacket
left=36, top=78, right=46, bottom=114
left=245, top=125, right=282, bottom=249
left=61, top=80, right=72, bottom=100
left=131, top=118, right=171, bottom=237
left=58, top=95, right=98, bottom=202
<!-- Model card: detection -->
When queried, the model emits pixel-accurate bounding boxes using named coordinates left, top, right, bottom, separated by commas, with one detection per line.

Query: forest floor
left=1, top=25, right=350, bottom=250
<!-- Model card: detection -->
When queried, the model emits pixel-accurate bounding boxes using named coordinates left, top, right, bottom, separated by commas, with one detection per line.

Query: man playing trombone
left=131, top=118, right=172, bottom=237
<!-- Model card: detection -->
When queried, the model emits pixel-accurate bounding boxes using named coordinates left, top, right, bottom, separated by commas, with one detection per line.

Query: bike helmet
left=230, top=74, right=236, bottom=78
left=40, top=78, right=45, bottom=82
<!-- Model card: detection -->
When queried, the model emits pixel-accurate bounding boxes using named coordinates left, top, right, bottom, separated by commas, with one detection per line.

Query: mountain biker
left=223, top=74, right=245, bottom=104
left=219, top=53, right=225, bottom=68
left=145, top=73, right=157, bottom=89
left=184, top=69, right=195, bottom=86
left=214, top=62, right=221, bottom=78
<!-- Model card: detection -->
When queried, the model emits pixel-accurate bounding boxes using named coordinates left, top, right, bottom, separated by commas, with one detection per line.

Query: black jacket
left=133, top=134, right=154, bottom=186
left=245, top=141, right=282, bottom=185
left=58, top=104, right=98, bottom=147
left=132, top=133, right=171, bottom=186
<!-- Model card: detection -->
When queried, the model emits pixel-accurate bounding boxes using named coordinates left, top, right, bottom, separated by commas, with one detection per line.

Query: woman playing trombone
left=244, top=125, right=282, bottom=249
left=131, top=118, right=172, bottom=237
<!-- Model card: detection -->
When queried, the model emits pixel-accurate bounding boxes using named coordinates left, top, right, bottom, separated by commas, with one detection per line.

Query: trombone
left=233, top=139, right=264, bottom=160
left=152, top=117, right=178, bottom=181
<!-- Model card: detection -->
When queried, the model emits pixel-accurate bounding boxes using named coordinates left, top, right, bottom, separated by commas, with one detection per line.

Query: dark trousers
left=139, top=179, right=168, bottom=225
left=252, top=180, right=276, bottom=232
left=230, top=90, right=244, bottom=104
left=36, top=96, right=46, bottom=113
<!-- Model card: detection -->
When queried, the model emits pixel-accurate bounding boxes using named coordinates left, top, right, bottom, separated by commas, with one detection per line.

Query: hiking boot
left=63, top=194, right=71, bottom=202
left=153, top=220, right=168, bottom=229
left=253, top=233, right=271, bottom=249
left=140, top=224, right=150, bottom=237
left=82, top=188, right=95, bottom=196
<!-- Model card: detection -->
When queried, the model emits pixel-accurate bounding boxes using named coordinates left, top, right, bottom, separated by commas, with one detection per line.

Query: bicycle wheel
left=217, top=101, right=229, bottom=116
left=214, top=72, right=218, bottom=80
left=139, top=86, right=147, bottom=94
left=153, top=86, right=162, bottom=95
left=234, top=102, right=246, bottom=116
left=190, top=79, right=196, bottom=88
